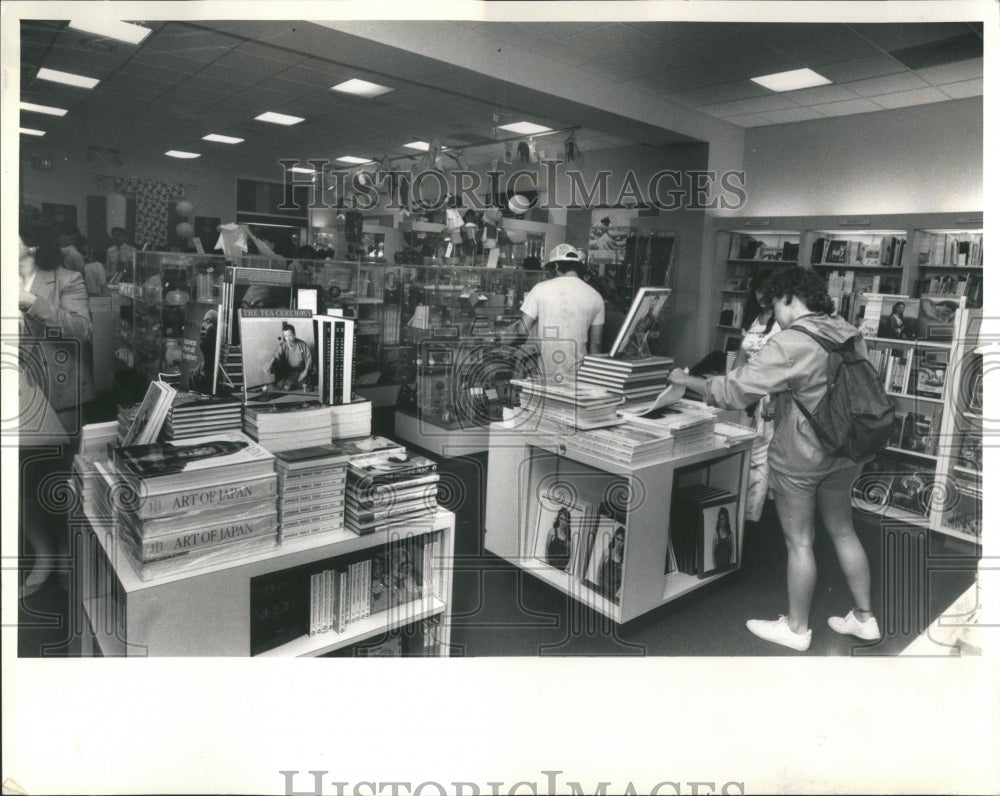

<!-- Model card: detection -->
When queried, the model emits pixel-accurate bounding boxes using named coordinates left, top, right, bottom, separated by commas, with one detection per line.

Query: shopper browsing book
left=668, top=267, right=880, bottom=651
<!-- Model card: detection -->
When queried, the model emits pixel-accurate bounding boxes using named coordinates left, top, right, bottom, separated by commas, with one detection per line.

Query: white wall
left=736, top=97, right=982, bottom=217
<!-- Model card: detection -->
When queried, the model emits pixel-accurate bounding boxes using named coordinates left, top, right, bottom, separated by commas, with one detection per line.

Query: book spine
left=344, top=319, right=355, bottom=405
left=345, top=500, right=433, bottom=524
left=323, top=319, right=333, bottom=404
left=360, top=558, right=371, bottom=619
left=128, top=475, right=279, bottom=520
left=123, top=512, right=277, bottom=560
left=347, top=464, right=437, bottom=486
left=333, top=320, right=345, bottom=406
left=309, top=572, right=318, bottom=636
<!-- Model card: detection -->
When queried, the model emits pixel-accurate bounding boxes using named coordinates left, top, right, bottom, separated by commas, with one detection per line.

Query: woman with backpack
left=668, top=267, right=881, bottom=652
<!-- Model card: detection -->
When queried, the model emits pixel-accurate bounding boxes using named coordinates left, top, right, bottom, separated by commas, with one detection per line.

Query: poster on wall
left=588, top=208, right=636, bottom=265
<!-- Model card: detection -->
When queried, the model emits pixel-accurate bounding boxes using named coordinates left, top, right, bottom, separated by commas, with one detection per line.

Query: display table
left=484, top=423, right=752, bottom=624
left=394, top=409, right=494, bottom=458
left=75, top=506, right=455, bottom=657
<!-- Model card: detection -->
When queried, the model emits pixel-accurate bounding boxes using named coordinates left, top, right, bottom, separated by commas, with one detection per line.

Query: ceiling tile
left=621, top=22, right=720, bottom=43
left=938, top=78, right=983, bottom=99
left=197, top=62, right=269, bottom=87
left=914, top=57, right=983, bottom=86
left=564, top=23, right=662, bottom=56
left=720, top=113, right=772, bottom=128
left=783, top=84, right=862, bottom=105
left=870, top=86, right=950, bottom=109
left=758, top=107, right=825, bottom=124
left=211, top=49, right=293, bottom=79
left=757, top=23, right=884, bottom=65
left=818, top=54, right=908, bottom=83
left=844, top=71, right=930, bottom=97
left=533, top=39, right=606, bottom=67
left=278, top=64, right=345, bottom=88
left=669, top=80, right=771, bottom=106
left=518, top=22, right=608, bottom=39
left=813, top=98, right=884, bottom=117
left=473, top=23, right=558, bottom=51
left=236, top=40, right=311, bottom=66
left=848, top=23, right=976, bottom=51
left=580, top=56, right=661, bottom=82
left=255, top=77, right=321, bottom=100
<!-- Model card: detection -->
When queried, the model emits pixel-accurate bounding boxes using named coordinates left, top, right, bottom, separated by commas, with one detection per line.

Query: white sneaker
left=828, top=610, right=881, bottom=641
left=746, top=615, right=812, bottom=652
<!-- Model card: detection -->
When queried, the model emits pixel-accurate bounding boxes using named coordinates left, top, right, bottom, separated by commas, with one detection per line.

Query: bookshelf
left=484, top=426, right=753, bottom=623
left=75, top=504, right=455, bottom=657
left=913, top=228, right=983, bottom=308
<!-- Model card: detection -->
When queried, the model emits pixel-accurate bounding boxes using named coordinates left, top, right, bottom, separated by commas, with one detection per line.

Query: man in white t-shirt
left=518, top=243, right=605, bottom=384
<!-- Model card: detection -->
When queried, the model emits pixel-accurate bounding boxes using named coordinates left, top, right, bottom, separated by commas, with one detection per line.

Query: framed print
left=698, top=497, right=738, bottom=578
left=532, top=492, right=588, bottom=576
left=581, top=516, right=626, bottom=604
left=609, top=287, right=672, bottom=359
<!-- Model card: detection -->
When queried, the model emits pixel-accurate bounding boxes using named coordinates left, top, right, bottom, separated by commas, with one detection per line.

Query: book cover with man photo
left=239, top=309, right=317, bottom=398
left=225, top=266, right=293, bottom=345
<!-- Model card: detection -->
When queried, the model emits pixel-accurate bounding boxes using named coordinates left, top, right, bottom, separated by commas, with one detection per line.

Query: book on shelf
left=121, top=380, right=177, bottom=446
left=910, top=349, right=950, bottom=398
left=782, top=242, right=799, bottom=261
left=114, top=472, right=279, bottom=520
left=272, top=444, right=351, bottom=471
left=325, top=435, right=407, bottom=463
left=857, top=293, right=908, bottom=338
left=897, top=410, right=941, bottom=456
left=942, top=473, right=982, bottom=539
left=580, top=515, right=626, bottom=604
left=956, top=431, right=982, bottom=473
left=250, top=568, right=310, bottom=655
left=225, top=266, right=294, bottom=346
left=532, top=492, right=590, bottom=577
left=724, top=263, right=751, bottom=290
left=347, top=476, right=441, bottom=511
left=120, top=527, right=278, bottom=581
left=823, top=239, right=850, bottom=264
left=887, top=463, right=935, bottom=518
left=181, top=302, right=222, bottom=394
left=718, top=298, right=744, bottom=330
left=238, top=308, right=317, bottom=396
left=314, top=313, right=357, bottom=406
left=120, top=504, right=278, bottom=559
left=347, top=452, right=437, bottom=485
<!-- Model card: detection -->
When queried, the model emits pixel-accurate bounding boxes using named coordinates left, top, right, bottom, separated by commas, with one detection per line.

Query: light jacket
left=704, top=312, right=868, bottom=476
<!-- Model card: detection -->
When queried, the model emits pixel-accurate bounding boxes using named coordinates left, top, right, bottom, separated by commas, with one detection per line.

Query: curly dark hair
left=761, top=266, right=834, bottom=315
left=742, top=268, right=775, bottom=332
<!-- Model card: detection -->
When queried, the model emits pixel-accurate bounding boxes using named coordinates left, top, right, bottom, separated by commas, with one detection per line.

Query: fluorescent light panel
left=20, top=127, right=46, bottom=136
left=331, top=79, right=394, bottom=98
left=404, top=141, right=430, bottom=151
left=165, top=150, right=201, bottom=159
left=68, top=19, right=152, bottom=46
left=20, top=101, right=67, bottom=116
left=202, top=133, right=244, bottom=144
left=255, top=111, right=305, bottom=126
left=36, top=67, right=99, bottom=89
left=498, top=121, right=552, bottom=135
left=288, top=167, right=317, bottom=174
left=751, top=68, right=831, bottom=92
left=337, top=156, right=373, bottom=165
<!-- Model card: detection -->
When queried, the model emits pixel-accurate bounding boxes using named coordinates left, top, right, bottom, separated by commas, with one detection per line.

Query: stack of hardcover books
left=345, top=450, right=439, bottom=535
left=511, top=378, right=624, bottom=429
left=329, top=398, right=372, bottom=440
left=668, top=483, right=739, bottom=579
left=618, top=399, right=718, bottom=455
left=111, top=430, right=278, bottom=580
left=162, top=392, right=242, bottom=440
left=576, top=355, right=674, bottom=403
left=560, top=423, right=674, bottom=467
left=243, top=398, right=334, bottom=452
left=273, top=445, right=350, bottom=540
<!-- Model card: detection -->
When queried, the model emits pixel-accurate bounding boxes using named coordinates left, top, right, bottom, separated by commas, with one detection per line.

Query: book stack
left=79, top=420, right=118, bottom=459
left=576, top=355, right=674, bottom=404
left=273, top=445, right=350, bottom=540
left=668, top=484, right=739, bottom=579
left=313, top=314, right=357, bottom=405
left=345, top=451, right=440, bottom=535
left=618, top=399, right=719, bottom=455
left=329, top=398, right=372, bottom=440
left=559, top=424, right=674, bottom=467
left=162, top=392, right=242, bottom=440
left=111, top=431, right=278, bottom=580
left=72, top=453, right=104, bottom=519
left=243, top=399, right=334, bottom=452
left=117, top=380, right=177, bottom=446
left=511, top=378, right=624, bottom=429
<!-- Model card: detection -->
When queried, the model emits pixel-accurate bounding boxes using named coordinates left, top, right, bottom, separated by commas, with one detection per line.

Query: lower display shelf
left=256, top=598, right=447, bottom=657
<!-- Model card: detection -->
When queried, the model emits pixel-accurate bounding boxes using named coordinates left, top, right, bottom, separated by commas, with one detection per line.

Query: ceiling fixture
left=498, top=121, right=553, bottom=135
left=288, top=166, right=317, bottom=175
left=165, top=150, right=201, bottom=159
left=68, top=19, right=152, bottom=46
left=255, top=111, right=305, bottom=126
left=404, top=141, right=430, bottom=152
left=751, top=68, right=831, bottom=92
left=36, top=67, right=100, bottom=89
left=20, top=101, right=68, bottom=116
left=337, top=156, right=373, bottom=165
left=202, top=133, right=245, bottom=144
left=20, top=127, right=46, bottom=136
left=331, top=79, right=394, bottom=98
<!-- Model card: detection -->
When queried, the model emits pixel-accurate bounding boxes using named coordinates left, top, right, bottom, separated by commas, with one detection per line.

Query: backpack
left=789, top=326, right=896, bottom=462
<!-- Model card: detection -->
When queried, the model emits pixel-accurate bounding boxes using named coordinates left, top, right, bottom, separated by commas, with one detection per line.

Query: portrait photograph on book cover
left=181, top=302, right=221, bottom=394
left=581, top=516, right=625, bottom=603
left=239, top=313, right=317, bottom=394
left=700, top=500, right=738, bottom=578
left=609, top=287, right=671, bottom=359
left=916, top=296, right=962, bottom=340
left=876, top=298, right=919, bottom=339
left=532, top=492, right=588, bottom=576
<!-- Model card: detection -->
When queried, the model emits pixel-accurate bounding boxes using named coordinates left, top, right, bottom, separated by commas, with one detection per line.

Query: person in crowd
left=268, top=322, right=313, bottom=390
left=734, top=269, right=781, bottom=524
left=668, top=267, right=880, bottom=651
left=592, top=275, right=626, bottom=353
left=597, top=526, right=625, bottom=601
left=712, top=507, right=734, bottom=569
left=287, top=245, right=317, bottom=285
left=83, top=247, right=109, bottom=297
left=515, top=243, right=604, bottom=384
left=60, top=233, right=86, bottom=273
left=18, top=221, right=95, bottom=596
left=545, top=507, right=573, bottom=571
left=106, top=226, right=136, bottom=280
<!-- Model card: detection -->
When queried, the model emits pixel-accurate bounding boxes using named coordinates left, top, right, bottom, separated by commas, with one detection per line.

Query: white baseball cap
left=546, top=243, right=584, bottom=265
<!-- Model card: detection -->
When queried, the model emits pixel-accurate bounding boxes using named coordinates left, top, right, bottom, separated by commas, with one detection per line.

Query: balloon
left=176, top=221, right=194, bottom=240
left=176, top=200, right=194, bottom=217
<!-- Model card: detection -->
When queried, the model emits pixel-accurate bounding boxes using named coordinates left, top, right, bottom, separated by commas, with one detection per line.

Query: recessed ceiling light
left=20, top=101, right=67, bottom=117
left=255, top=111, right=305, bottom=126
left=498, top=122, right=553, bottom=135
left=202, top=133, right=244, bottom=144
left=68, top=19, right=152, bottom=46
left=751, top=68, right=831, bottom=92
left=20, top=127, right=46, bottom=136
left=404, top=141, right=430, bottom=152
left=36, top=67, right=100, bottom=90
left=337, top=156, right=373, bottom=165
left=165, top=150, right=201, bottom=159
left=331, top=79, right=394, bottom=98
left=288, top=167, right=317, bottom=175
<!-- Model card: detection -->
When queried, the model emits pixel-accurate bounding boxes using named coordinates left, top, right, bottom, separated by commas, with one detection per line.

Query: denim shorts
left=769, top=462, right=863, bottom=502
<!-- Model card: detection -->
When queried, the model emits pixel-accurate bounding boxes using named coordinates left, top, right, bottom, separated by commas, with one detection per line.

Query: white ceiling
left=18, top=19, right=983, bottom=172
